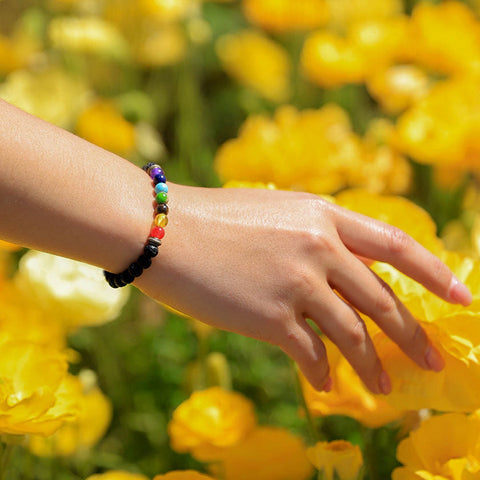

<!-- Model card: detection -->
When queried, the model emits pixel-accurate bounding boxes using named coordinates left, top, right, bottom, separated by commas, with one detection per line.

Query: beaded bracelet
left=103, top=162, right=169, bottom=288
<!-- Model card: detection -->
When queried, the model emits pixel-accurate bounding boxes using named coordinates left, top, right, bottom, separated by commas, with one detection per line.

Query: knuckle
left=374, top=285, right=397, bottom=317
left=301, top=230, right=339, bottom=257
left=277, top=328, right=307, bottom=356
left=345, top=318, right=368, bottom=348
left=383, top=226, right=412, bottom=256
left=408, top=322, right=427, bottom=349
left=287, top=266, right=316, bottom=297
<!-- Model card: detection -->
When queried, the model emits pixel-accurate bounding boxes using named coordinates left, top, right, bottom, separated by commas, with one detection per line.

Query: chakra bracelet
left=103, top=162, right=169, bottom=288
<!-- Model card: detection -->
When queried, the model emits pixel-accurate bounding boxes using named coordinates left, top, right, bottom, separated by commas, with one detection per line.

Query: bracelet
left=103, top=162, right=169, bottom=288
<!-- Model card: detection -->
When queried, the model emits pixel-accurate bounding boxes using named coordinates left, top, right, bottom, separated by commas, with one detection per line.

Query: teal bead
left=156, top=192, right=168, bottom=204
left=155, top=183, right=168, bottom=194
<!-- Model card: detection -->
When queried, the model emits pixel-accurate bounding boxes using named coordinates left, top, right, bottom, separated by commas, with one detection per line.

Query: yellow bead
left=154, top=213, right=168, bottom=227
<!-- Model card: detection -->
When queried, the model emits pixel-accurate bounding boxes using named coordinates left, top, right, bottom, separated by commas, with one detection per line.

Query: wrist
left=104, top=163, right=169, bottom=288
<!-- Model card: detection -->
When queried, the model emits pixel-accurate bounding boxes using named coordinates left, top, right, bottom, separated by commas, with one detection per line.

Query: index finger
left=333, top=206, right=472, bottom=306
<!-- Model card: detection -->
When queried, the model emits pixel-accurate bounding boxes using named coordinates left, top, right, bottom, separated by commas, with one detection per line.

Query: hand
left=137, top=184, right=472, bottom=395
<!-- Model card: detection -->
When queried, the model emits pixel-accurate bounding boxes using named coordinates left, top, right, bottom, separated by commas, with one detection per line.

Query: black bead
left=156, top=203, right=169, bottom=215
left=108, top=275, right=119, bottom=288
left=142, top=162, right=156, bottom=172
left=144, top=244, right=159, bottom=258
left=121, top=270, right=135, bottom=284
left=128, top=262, right=143, bottom=277
left=138, top=254, right=152, bottom=269
left=113, top=275, right=127, bottom=288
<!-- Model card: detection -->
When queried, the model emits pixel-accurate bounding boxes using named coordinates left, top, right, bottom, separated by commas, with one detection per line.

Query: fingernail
left=449, top=276, right=473, bottom=306
left=378, top=370, right=391, bottom=395
left=322, top=376, right=333, bottom=392
left=425, top=345, right=445, bottom=372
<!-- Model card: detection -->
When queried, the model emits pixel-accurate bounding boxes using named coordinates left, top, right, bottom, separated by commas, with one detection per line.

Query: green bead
left=155, top=192, right=168, bottom=204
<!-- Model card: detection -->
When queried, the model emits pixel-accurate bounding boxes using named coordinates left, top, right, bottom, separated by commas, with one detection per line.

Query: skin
left=0, top=99, right=472, bottom=395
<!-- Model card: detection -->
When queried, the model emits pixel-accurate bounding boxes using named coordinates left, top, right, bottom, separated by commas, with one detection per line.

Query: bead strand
left=103, top=162, right=169, bottom=288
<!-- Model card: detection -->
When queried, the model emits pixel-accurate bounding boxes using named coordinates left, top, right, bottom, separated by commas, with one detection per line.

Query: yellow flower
left=153, top=472, right=216, bottom=480
left=325, top=0, right=403, bottom=31
left=76, top=99, right=136, bottom=155
left=0, top=35, right=26, bottom=75
left=0, top=66, right=90, bottom=129
left=395, top=77, right=480, bottom=169
left=407, top=1, right=480, bottom=76
left=348, top=120, right=412, bottom=195
left=168, top=386, right=257, bottom=462
left=86, top=472, right=149, bottom=480
left=0, top=341, right=76, bottom=436
left=48, top=16, right=128, bottom=58
left=212, top=426, right=314, bottom=480
left=215, top=104, right=363, bottom=194
left=348, top=16, right=410, bottom=69
left=134, top=24, right=187, bottom=67
left=300, top=337, right=404, bottom=428
left=392, top=413, right=480, bottom=480
left=216, top=30, right=291, bottom=103
left=103, top=0, right=194, bottom=67
left=366, top=64, right=430, bottom=115
left=301, top=31, right=366, bottom=88
left=28, top=371, right=112, bottom=457
left=0, top=282, right=67, bottom=350
left=138, top=0, right=199, bottom=23
left=15, top=250, right=130, bottom=330
left=0, top=16, right=42, bottom=75
left=369, top=251, right=480, bottom=412
left=242, top=0, right=329, bottom=32
left=307, top=440, right=363, bottom=480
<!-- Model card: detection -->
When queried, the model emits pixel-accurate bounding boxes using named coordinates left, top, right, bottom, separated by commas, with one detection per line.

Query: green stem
left=360, top=426, right=378, bottom=480
left=197, top=330, right=209, bottom=389
left=291, top=362, right=322, bottom=444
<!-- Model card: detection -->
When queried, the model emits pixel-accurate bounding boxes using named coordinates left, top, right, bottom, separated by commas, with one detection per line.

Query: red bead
left=150, top=226, right=165, bottom=239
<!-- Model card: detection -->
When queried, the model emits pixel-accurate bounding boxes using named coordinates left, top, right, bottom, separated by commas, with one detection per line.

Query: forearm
left=0, top=98, right=153, bottom=273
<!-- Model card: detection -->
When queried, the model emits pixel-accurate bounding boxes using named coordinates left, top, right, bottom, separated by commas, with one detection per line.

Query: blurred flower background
left=1, top=0, right=480, bottom=479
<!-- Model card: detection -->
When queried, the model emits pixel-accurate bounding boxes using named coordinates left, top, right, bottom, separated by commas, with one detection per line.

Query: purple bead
left=150, top=167, right=162, bottom=178
left=154, top=173, right=167, bottom=184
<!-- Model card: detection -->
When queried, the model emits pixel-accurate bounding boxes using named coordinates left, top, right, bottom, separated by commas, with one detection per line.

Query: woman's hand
left=1, top=100, right=470, bottom=395
left=137, top=184, right=472, bottom=395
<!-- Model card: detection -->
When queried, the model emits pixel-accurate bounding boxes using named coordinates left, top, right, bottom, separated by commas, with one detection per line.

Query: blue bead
left=154, top=173, right=167, bottom=184
left=154, top=183, right=168, bottom=194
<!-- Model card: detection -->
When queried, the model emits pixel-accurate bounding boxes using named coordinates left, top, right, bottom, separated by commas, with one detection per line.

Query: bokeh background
left=1, top=0, right=480, bottom=479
